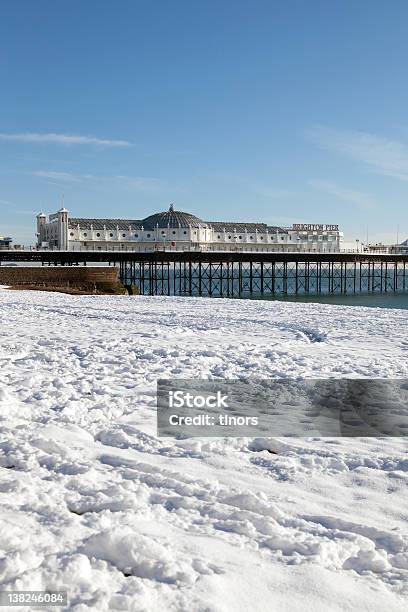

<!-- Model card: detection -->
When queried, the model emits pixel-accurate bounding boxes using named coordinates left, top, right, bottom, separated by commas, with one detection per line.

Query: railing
left=0, top=244, right=356, bottom=254
left=1, top=244, right=407, bottom=255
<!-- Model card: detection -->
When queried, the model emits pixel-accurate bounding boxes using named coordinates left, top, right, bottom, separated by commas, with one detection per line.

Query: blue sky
left=1, top=0, right=408, bottom=245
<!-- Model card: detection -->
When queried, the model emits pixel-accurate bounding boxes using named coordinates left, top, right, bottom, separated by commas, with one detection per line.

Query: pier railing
left=1, top=244, right=406, bottom=255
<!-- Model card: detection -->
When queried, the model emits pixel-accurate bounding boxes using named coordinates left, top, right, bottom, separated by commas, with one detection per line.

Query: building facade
left=36, top=205, right=343, bottom=252
left=0, top=235, right=13, bottom=249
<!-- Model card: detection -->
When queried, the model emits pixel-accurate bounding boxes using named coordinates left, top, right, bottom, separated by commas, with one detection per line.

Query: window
left=70, top=232, right=74, bottom=237
left=239, top=235, right=242, bottom=239
left=260, top=236, right=264, bottom=240
left=122, top=233, right=126, bottom=237
left=228, top=235, right=231, bottom=239
left=172, top=230, right=176, bottom=235
left=217, top=235, right=220, bottom=239
left=147, top=233, right=151, bottom=238
left=110, top=233, right=113, bottom=237
left=83, top=232, right=88, bottom=237
left=96, top=232, right=100, bottom=237
left=134, top=234, right=138, bottom=238
left=183, top=231, right=187, bottom=235
left=249, top=236, right=253, bottom=240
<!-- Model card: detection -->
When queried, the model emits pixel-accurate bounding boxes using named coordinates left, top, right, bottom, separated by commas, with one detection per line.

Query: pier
left=1, top=250, right=408, bottom=298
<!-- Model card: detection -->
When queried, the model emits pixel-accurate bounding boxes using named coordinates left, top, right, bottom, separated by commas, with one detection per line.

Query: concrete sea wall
left=0, top=266, right=128, bottom=294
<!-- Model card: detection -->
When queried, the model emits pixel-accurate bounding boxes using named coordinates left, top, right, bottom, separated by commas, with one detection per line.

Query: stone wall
left=0, top=266, right=126, bottom=294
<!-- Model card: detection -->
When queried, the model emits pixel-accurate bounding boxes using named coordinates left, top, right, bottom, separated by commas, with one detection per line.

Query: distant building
left=362, top=240, right=408, bottom=254
left=362, top=243, right=389, bottom=253
left=36, top=205, right=343, bottom=252
left=0, top=235, right=12, bottom=249
left=398, top=238, right=408, bottom=252
left=389, top=239, right=408, bottom=254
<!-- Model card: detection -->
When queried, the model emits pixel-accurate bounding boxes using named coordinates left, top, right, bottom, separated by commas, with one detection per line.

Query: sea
left=266, top=292, right=408, bottom=310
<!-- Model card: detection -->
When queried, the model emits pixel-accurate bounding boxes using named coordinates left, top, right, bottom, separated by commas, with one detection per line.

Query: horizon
left=1, top=1, right=408, bottom=246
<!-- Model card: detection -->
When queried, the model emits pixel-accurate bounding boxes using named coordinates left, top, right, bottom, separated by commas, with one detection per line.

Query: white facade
left=36, top=206, right=343, bottom=252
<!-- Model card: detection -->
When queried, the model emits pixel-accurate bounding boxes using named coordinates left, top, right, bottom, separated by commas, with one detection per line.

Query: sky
left=1, top=0, right=408, bottom=245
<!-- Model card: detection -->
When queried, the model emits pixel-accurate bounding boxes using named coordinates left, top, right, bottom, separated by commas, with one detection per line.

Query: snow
left=0, top=288, right=407, bottom=611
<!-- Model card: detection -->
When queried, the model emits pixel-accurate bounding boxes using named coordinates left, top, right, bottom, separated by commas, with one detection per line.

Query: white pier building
left=36, top=205, right=343, bottom=252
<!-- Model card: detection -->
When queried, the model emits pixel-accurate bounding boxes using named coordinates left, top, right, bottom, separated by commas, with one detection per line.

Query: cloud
left=0, top=199, right=35, bottom=214
left=13, top=209, right=37, bottom=215
left=30, top=171, right=91, bottom=183
left=307, top=125, right=408, bottom=181
left=0, top=132, right=131, bottom=147
left=30, top=170, right=164, bottom=194
left=309, top=179, right=376, bottom=209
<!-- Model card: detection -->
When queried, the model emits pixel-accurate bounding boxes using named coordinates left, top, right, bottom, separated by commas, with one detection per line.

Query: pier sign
left=293, top=224, right=339, bottom=231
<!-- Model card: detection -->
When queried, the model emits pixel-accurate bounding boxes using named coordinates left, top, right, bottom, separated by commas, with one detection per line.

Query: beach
left=0, top=289, right=407, bottom=611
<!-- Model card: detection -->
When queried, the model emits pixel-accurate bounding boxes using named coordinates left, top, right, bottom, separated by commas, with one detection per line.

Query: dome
left=141, top=204, right=206, bottom=229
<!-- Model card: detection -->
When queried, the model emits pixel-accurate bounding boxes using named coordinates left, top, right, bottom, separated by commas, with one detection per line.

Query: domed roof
left=141, top=204, right=206, bottom=229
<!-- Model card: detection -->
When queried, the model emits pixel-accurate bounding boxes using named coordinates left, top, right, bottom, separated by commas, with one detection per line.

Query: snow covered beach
left=0, top=288, right=407, bottom=611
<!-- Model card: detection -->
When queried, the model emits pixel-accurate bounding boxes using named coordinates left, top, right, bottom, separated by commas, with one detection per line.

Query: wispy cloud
left=0, top=132, right=131, bottom=147
left=30, top=170, right=92, bottom=182
left=309, top=179, right=376, bottom=209
left=13, top=209, right=37, bottom=215
left=307, top=125, right=408, bottom=181
left=0, top=200, right=35, bottom=215
left=29, top=170, right=164, bottom=194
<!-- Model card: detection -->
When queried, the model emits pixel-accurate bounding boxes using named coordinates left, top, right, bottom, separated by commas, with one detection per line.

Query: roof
left=69, top=207, right=207, bottom=230
left=67, top=206, right=289, bottom=233
left=69, top=218, right=143, bottom=230
left=141, top=208, right=206, bottom=229
left=207, top=222, right=287, bottom=234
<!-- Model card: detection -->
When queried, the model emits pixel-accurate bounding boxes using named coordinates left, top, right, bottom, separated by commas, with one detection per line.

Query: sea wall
left=0, top=266, right=128, bottom=294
